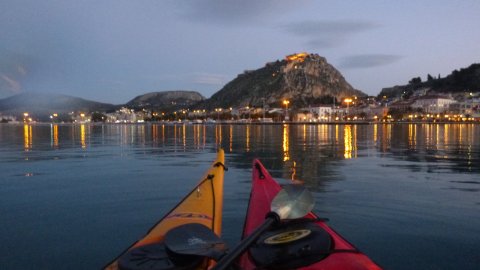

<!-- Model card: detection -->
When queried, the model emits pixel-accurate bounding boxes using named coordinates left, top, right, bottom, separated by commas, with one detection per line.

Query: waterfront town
left=3, top=90, right=479, bottom=124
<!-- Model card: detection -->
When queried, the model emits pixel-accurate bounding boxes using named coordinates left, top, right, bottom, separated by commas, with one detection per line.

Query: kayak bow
left=104, top=149, right=226, bottom=270
left=238, top=159, right=382, bottom=270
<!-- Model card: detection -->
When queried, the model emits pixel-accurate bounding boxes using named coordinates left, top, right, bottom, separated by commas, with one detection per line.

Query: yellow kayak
left=105, top=149, right=226, bottom=270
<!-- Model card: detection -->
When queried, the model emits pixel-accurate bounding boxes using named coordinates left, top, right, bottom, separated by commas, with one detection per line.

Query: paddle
left=211, top=184, right=314, bottom=270
left=164, top=223, right=227, bottom=261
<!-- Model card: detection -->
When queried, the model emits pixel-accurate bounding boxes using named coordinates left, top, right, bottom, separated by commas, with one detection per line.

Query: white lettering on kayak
left=188, top=236, right=207, bottom=246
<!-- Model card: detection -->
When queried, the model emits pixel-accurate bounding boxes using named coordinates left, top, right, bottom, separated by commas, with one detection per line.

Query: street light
left=50, top=113, right=58, bottom=122
left=215, top=108, right=222, bottom=121
left=344, top=98, right=352, bottom=115
left=283, top=100, right=290, bottom=121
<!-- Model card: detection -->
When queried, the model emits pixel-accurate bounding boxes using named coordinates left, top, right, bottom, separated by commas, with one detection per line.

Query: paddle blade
left=165, top=223, right=227, bottom=261
left=271, top=184, right=314, bottom=219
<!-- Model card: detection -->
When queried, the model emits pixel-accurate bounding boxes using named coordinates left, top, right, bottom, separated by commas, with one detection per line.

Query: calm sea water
left=0, top=123, right=479, bottom=269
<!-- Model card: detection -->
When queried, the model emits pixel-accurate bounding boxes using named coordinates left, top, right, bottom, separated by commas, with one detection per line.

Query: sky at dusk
left=1, top=0, right=479, bottom=104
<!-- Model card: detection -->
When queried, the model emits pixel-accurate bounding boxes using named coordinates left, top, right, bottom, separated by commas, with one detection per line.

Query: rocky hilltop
left=204, top=53, right=365, bottom=109
left=127, top=90, right=205, bottom=110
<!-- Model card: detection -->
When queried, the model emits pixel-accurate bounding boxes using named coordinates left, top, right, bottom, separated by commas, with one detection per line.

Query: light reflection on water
left=23, top=124, right=32, bottom=150
left=0, top=123, right=479, bottom=270
left=8, top=122, right=480, bottom=179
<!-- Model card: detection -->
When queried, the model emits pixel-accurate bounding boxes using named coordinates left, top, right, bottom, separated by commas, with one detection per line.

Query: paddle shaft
left=212, top=213, right=279, bottom=270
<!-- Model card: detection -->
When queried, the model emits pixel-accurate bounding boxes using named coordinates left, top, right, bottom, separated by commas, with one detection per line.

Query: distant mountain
left=202, top=53, right=365, bottom=109
left=379, top=63, right=480, bottom=98
left=0, top=92, right=117, bottom=120
left=126, top=90, right=205, bottom=110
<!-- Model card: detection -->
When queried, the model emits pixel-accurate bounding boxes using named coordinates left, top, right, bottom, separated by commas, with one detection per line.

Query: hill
left=202, top=53, right=365, bottom=109
left=379, top=63, right=480, bottom=98
left=126, top=90, right=205, bottom=110
left=0, top=92, right=118, bottom=120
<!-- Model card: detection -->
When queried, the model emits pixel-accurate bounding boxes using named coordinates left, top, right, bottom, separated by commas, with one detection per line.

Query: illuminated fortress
left=285, top=52, right=308, bottom=62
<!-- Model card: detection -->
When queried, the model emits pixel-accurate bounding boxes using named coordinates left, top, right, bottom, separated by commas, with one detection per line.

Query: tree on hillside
left=312, top=95, right=337, bottom=105
left=409, top=77, right=422, bottom=85
left=401, top=89, right=413, bottom=100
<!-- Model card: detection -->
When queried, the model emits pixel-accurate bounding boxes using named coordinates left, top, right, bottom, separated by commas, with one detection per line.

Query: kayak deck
left=238, top=159, right=382, bottom=270
left=104, top=149, right=225, bottom=270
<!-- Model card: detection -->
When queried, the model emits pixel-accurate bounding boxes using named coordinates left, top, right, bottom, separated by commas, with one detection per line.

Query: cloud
left=174, top=0, right=307, bottom=24
left=0, top=52, right=33, bottom=96
left=339, top=54, right=403, bottom=69
left=0, top=73, right=22, bottom=96
left=281, top=20, right=379, bottom=48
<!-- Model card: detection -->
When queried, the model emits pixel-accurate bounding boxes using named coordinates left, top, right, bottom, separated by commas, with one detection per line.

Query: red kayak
left=238, top=159, right=382, bottom=270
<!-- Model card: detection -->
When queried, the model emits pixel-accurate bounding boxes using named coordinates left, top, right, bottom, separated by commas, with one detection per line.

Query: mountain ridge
left=0, top=90, right=206, bottom=120
left=127, top=90, right=205, bottom=110
left=0, top=92, right=118, bottom=115
left=202, top=53, right=366, bottom=109
left=379, top=63, right=480, bottom=98
left=2, top=54, right=478, bottom=120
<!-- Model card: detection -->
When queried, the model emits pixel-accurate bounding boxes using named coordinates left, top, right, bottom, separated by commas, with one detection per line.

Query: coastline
left=4, top=120, right=479, bottom=126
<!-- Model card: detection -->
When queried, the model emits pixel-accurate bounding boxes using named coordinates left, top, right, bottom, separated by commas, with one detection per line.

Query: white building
left=0, top=114, right=18, bottom=123
left=411, top=95, right=456, bottom=114
left=449, top=99, right=480, bottom=115
left=106, top=107, right=139, bottom=123
left=301, top=106, right=334, bottom=121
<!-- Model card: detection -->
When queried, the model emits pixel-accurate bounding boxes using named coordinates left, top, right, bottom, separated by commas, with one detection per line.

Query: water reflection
left=344, top=125, right=354, bottom=159
left=4, top=123, right=479, bottom=270
left=408, top=124, right=416, bottom=149
left=138, top=125, right=145, bottom=146
left=23, top=124, right=32, bottom=151
left=283, top=124, right=289, bottom=161
left=9, top=123, right=480, bottom=176
left=152, top=125, right=158, bottom=146
left=215, top=124, right=221, bottom=146
left=229, top=125, right=233, bottom=152
left=335, top=124, right=339, bottom=144
left=390, top=123, right=478, bottom=173
left=51, top=124, right=59, bottom=148
left=182, top=124, right=186, bottom=149
left=302, top=124, right=307, bottom=149
left=246, top=125, right=250, bottom=152
left=80, top=124, right=86, bottom=149
left=193, top=124, right=203, bottom=150
left=378, top=124, right=391, bottom=152
left=290, top=161, right=297, bottom=181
